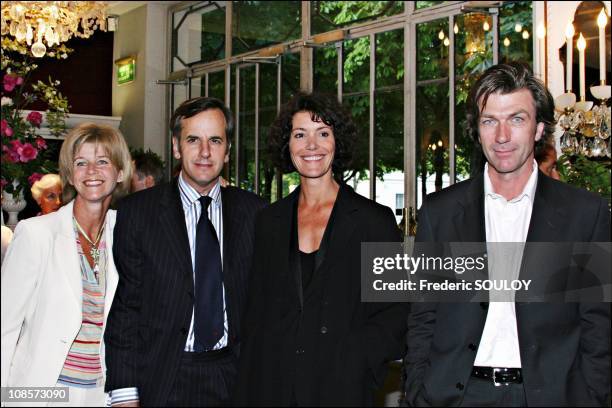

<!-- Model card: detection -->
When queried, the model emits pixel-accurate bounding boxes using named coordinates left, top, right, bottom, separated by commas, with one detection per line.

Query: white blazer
left=1, top=200, right=118, bottom=393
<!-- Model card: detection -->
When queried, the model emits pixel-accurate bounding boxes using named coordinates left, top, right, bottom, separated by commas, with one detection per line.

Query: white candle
left=577, top=33, right=586, bottom=99
left=565, top=23, right=575, bottom=92
left=537, top=22, right=546, bottom=82
left=597, top=9, right=608, bottom=83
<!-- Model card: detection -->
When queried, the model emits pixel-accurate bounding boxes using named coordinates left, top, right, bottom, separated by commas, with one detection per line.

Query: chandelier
left=555, top=11, right=611, bottom=159
left=1, top=1, right=107, bottom=58
left=556, top=87, right=611, bottom=158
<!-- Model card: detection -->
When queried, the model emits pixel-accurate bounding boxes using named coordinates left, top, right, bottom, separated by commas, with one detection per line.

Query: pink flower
left=26, top=111, right=43, bottom=127
left=28, top=173, right=44, bottom=186
left=35, top=137, right=47, bottom=150
left=0, top=179, right=7, bottom=190
left=3, top=74, right=23, bottom=92
left=1, top=119, right=13, bottom=137
left=17, top=142, right=38, bottom=162
left=2, top=145, right=20, bottom=163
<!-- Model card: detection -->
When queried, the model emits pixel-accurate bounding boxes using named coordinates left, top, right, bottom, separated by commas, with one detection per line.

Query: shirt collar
left=178, top=171, right=222, bottom=209
left=484, top=159, right=538, bottom=204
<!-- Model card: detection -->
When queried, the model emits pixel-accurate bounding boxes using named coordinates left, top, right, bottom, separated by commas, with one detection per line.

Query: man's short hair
left=132, top=148, right=165, bottom=185
left=466, top=62, right=556, bottom=147
left=169, top=97, right=234, bottom=145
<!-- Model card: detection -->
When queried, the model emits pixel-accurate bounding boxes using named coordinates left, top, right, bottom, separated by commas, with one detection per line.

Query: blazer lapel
left=159, top=180, right=193, bottom=279
left=453, top=174, right=487, bottom=242
left=276, top=188, right=300, bottom=308
left=306, top=184, right=357, bottom=300
left=104, top=210, right=118, bottom=323
left=526, top=173, right=564, bottom=242
left=56, top=201, right=83, bottom=307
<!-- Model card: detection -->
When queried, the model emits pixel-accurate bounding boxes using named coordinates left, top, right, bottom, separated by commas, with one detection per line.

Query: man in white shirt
left=403, top=62, right=610, bottom=406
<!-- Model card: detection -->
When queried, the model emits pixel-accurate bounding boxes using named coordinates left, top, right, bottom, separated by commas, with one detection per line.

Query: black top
left=290, top=195, right=337, bottom=307
left=298, top=250, right=317, bottom=290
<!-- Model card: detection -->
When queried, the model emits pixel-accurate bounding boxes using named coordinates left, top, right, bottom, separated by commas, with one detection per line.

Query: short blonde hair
left=59, top=123, right=132, bottom=205
left=30, top=173, right=61, bottom=202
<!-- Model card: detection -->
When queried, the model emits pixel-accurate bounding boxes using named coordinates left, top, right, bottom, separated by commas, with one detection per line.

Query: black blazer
left=235, top=183, right=409, bottom=406
left=404, top=172, right=611, bottom=407
left=104, top=179, right=266, bottom=406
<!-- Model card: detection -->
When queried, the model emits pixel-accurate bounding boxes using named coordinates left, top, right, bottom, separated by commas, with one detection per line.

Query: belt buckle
left=492, top=368, right=507, bottom=387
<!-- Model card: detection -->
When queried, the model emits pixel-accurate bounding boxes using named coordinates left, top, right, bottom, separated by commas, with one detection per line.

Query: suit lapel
left=454, top=174, right=486, bottom=242
left=158, top=181, right=193, bottom=279
left=220, top=188, right=247, bottom=340
left=56, top=201, right=83, bottom=307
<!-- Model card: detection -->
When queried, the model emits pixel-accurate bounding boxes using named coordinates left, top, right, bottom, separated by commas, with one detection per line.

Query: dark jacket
left=104, top=179, right=267, bottom=406
left=235, top=183, right=409, bottom=406
left=404, top=172, right=611, bottom=407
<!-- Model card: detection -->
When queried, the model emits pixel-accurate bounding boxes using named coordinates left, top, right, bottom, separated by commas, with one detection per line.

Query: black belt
left=471, top=366, right=522, bottom=386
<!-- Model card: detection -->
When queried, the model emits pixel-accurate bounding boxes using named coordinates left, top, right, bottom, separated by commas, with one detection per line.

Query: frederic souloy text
left=373, top=279, right=532, bottom=291
left=372, top=254, right=486, bottom=275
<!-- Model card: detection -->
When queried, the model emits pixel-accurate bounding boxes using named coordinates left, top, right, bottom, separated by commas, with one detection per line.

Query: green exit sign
left=115, top=56, right=135, bottom=85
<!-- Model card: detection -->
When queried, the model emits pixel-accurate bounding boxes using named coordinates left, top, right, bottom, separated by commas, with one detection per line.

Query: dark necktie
left=194, top=195, right=223, bottom=351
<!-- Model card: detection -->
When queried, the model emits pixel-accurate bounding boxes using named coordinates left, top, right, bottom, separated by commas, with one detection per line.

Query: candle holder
left=555, top=88, right=611, bottom=158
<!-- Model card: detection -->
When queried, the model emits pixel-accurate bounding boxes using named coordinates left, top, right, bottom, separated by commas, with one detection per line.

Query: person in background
left=235, top=92, right=407, bottom=406
left=1, top=123, right=132, bottom=406
left=535, top=137, right=560, bottom=180
left=31, top=173, right=63, bottom=215
left=130, top=148, right=165, bottom=193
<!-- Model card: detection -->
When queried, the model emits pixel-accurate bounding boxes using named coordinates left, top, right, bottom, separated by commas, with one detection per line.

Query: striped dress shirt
left=177, top=173, right=229, bottom=351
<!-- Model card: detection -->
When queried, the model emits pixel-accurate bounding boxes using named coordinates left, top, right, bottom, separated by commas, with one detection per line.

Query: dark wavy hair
left=269, top=92, right=356, bottom=175
left=466, top=62, right=556, bottom=148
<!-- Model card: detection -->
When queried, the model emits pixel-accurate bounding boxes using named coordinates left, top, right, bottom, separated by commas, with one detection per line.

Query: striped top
left=177, top=173, right=228, bottom=351
left=57, top=218, right=107, bottom=388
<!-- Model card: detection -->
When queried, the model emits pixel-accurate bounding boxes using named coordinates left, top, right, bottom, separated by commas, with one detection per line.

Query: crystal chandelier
left=556, top=87, right=611, bottom=158
left=555, top=11, right=611, bottom=159
left=1, top=1, right=107, bottom=58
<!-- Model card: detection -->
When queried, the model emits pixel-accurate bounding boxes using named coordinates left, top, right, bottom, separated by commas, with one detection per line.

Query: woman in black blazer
left=235, top=93, right=408, bottom=406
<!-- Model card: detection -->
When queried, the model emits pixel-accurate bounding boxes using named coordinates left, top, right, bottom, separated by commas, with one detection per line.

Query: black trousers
left=167, top=349, right=237, bottom=407
left=459, top=376, right=527, bottom=407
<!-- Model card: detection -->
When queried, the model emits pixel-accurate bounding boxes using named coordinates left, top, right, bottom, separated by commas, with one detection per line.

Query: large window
left=232, top=1, right=301, bottom=55
left=168, top=1, right=534, bottom=212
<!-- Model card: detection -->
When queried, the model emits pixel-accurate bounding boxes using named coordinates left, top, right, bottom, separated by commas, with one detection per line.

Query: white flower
left=1, top=97, right=13, bottom=106
left=61, top=53, right=67, bottom=59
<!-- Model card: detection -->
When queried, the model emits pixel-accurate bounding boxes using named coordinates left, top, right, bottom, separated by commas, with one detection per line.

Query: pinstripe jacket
left=104, top=178, right=266, bottom=406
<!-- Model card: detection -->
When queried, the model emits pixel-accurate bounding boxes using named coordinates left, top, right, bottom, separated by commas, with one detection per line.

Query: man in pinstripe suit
left=105, top=97, right=267, bottom=406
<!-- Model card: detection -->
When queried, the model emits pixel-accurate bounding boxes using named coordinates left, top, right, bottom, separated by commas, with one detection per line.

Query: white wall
left=112, top=2, right=173, bottom=160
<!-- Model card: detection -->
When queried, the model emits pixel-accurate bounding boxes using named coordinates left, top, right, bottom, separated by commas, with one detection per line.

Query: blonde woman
left=31, top=173, right=62, bottom=215
left=1, top=123, right=131, bottom=406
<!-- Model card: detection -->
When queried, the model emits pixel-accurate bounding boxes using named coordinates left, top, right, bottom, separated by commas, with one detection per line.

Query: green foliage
left=557, top=155, right=611, bottom=201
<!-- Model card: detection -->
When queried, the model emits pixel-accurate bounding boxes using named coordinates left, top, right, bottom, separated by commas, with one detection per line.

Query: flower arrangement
left=1, top=37, right=71, bottom=197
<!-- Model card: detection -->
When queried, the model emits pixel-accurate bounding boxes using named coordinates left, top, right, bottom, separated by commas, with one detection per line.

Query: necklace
left=74, top=218, right=105, bottom=265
